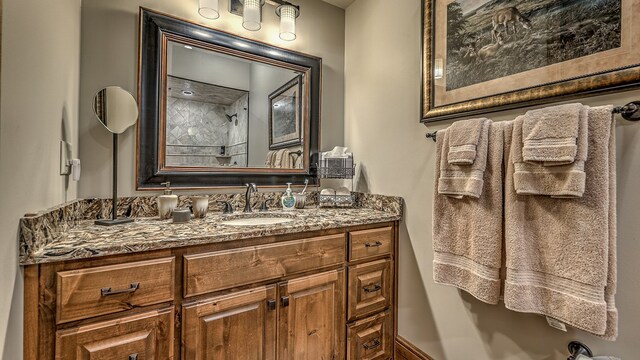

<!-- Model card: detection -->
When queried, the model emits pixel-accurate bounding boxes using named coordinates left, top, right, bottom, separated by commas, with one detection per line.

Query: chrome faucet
left=244, top=183, right=258, bottom=213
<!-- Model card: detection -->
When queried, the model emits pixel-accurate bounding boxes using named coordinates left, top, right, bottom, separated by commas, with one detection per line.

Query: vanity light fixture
left=434, top=58, right=444, bottom=80
left=184, top=45, right=193, bottom=50
left=239, top=0, right=266, bottom=31
left=198, top=0, right=220, bottom=19
left=275, top=1, right=300, bottom=41
left=182, top=90, right=194, bottom=96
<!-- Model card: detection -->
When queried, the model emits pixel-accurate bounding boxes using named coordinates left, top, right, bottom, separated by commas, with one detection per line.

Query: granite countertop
left=19, top=192, right=403, bottom=265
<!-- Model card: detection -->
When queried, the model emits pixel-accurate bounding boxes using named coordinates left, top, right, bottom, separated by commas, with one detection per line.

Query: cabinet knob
left=281, top=296, right=290, bottom=308
left=267, top=299, right=276, bottom=311
left=129, top=354, right=138, bottom=360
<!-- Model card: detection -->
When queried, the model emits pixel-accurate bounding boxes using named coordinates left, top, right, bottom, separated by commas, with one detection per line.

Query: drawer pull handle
left=281, top=296, right=290, bottom=308
left=365, top=241, right=383, bottom=248
left=363, top=339, right=381, bottom=350
left=267, top=299, right=276, bottom=311
left=101, top=282, right=140, bottom=297
left=129, top=354, right=138, bottom=360
left=363, top=283, right=382, bottom=293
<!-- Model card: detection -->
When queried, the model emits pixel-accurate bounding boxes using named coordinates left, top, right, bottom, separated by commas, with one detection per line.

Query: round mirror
left=93, top=86, right=139, bottom=134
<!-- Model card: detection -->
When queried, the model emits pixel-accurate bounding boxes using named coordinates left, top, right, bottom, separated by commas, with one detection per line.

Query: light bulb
left=198, top=0, right=220, bottom=20
left=242, top=0, right=262, bottom=31
left=278, top=4, right=297, bottom=41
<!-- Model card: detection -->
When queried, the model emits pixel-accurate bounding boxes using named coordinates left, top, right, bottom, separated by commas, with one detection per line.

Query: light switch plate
left=59, top=140, right=72, bottom=175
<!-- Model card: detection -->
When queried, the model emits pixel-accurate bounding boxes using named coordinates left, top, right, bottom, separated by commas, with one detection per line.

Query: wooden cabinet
left=278, top=270, right=345, bottom=360
left=182, top=286, right=277, bottom=360
left=55, top=306, right=174, bottom=360
left=25, top=223, right=397, bottom=360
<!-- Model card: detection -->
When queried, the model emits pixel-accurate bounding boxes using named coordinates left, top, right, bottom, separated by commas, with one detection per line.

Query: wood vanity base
left=24, top=221, right=399, bottom=360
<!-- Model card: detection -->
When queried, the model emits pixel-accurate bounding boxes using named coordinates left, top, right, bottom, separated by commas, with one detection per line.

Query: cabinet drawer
left=184, top=234, right=346, bottom=297
left=56, top=257, right=175, bottom=323
left=349, top=227, right=393, bottom=261
left=347, top=311, right=393, bottom=360
left=55, top=306, right=174, bottom=360
left=347, top=259, right=391, bottom=321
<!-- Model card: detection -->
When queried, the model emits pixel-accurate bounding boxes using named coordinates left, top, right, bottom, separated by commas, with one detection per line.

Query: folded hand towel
left=438, top=119, right=492, bottom=198
left=522, top=103, right=585, bottom=165
left=512, top=115, right=587, bottom=198
left=504, top=106, right=617, bottom=340
left=433, top=122, right=504, bottom=305
left=447, top=118, right=490, bottom=165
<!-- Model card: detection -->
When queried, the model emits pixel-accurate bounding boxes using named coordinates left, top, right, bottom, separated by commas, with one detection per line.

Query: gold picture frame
left=421, top=0, right=640, bottom=123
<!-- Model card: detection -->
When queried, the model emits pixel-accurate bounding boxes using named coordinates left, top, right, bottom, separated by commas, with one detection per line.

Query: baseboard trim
left=395, top=336, right=434, bottom=360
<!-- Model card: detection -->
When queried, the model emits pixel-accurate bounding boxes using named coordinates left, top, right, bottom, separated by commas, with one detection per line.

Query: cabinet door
left=55, top=306, right=174, bottom=360
left=182, top=285, right=277, bottom=360
left=278, top=269, right=345, bottom=360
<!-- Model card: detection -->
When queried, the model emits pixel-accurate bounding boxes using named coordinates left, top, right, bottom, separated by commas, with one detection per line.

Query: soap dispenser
left=158, top=182, right=178, bottom=219
left=281, top=183, right=296, bottom=211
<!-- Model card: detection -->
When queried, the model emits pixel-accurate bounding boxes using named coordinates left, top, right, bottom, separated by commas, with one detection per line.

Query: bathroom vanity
left=21, top=193, right=402, bottom=360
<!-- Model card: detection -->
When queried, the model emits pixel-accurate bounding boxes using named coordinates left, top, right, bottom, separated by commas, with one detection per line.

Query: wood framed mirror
left=137, top=8, right=321, bottom=189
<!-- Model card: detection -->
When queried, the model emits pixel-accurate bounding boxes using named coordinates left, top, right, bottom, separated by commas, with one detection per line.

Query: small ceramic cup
left=293, top=194, right=307, bottom=209
left=191, top=196, right=209, bottom=219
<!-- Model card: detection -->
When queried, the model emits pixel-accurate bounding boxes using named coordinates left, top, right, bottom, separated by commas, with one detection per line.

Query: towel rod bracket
left=567, top=341, right=593, bottom=360
left=613, top=101, right=640, bottom=121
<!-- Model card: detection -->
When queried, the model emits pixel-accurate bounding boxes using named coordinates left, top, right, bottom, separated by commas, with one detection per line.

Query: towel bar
left=425, top=101, right=640, bottom=142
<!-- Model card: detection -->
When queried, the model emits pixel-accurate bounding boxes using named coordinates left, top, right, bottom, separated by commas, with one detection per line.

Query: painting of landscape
left=445, top=0, right=621, bottom=90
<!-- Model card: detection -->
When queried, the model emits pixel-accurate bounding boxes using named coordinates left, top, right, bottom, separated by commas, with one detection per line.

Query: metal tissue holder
left=425, top=100, right=640, bottom=142
left=317, top=154, right=356, bottom=208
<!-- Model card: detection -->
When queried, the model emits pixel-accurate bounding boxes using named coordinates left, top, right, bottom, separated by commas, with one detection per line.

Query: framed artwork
left=269, top=76, right=303, bottom=150
left=422, top=0, right=640, bottom=122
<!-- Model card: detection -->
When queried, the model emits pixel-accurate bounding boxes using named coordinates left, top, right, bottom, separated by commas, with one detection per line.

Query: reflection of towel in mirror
left=265, top=151, right=276, bottom=167
left=294, top=153, right=303, bottom=169
left=273, top=150, right=285, bottom=168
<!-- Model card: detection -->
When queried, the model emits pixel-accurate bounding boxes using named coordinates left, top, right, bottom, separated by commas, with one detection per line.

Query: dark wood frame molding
left=268, top=75, right=304, bottom=150
left=421, top=0, right=640, bottom=123
left=137, top=8, right=321, bottom=189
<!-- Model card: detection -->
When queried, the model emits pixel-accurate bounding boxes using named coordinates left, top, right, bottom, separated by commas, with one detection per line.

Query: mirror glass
left=93, top=86, right=139, bottom=134
left=164, top=40, right=305, bottom=170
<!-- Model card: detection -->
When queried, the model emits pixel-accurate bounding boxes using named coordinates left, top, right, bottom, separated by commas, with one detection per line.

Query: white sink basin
left=221, top=216, right=295, bottom=226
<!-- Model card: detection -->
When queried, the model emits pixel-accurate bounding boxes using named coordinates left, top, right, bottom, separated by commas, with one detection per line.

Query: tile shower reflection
left=166, top=76, right=249, bottom=167
left=164, top=40, right=304, bottom=169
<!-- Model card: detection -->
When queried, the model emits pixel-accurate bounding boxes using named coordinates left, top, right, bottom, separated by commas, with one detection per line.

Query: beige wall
left=0, top=0, right=81, bottom=358
left=78, top=0, right=345, bottom=197
left=345, top=0, right=640, bottom=358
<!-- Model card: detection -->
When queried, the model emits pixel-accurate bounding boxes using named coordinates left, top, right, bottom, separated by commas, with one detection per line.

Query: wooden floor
left=396, top=336, right=434, bottom=360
